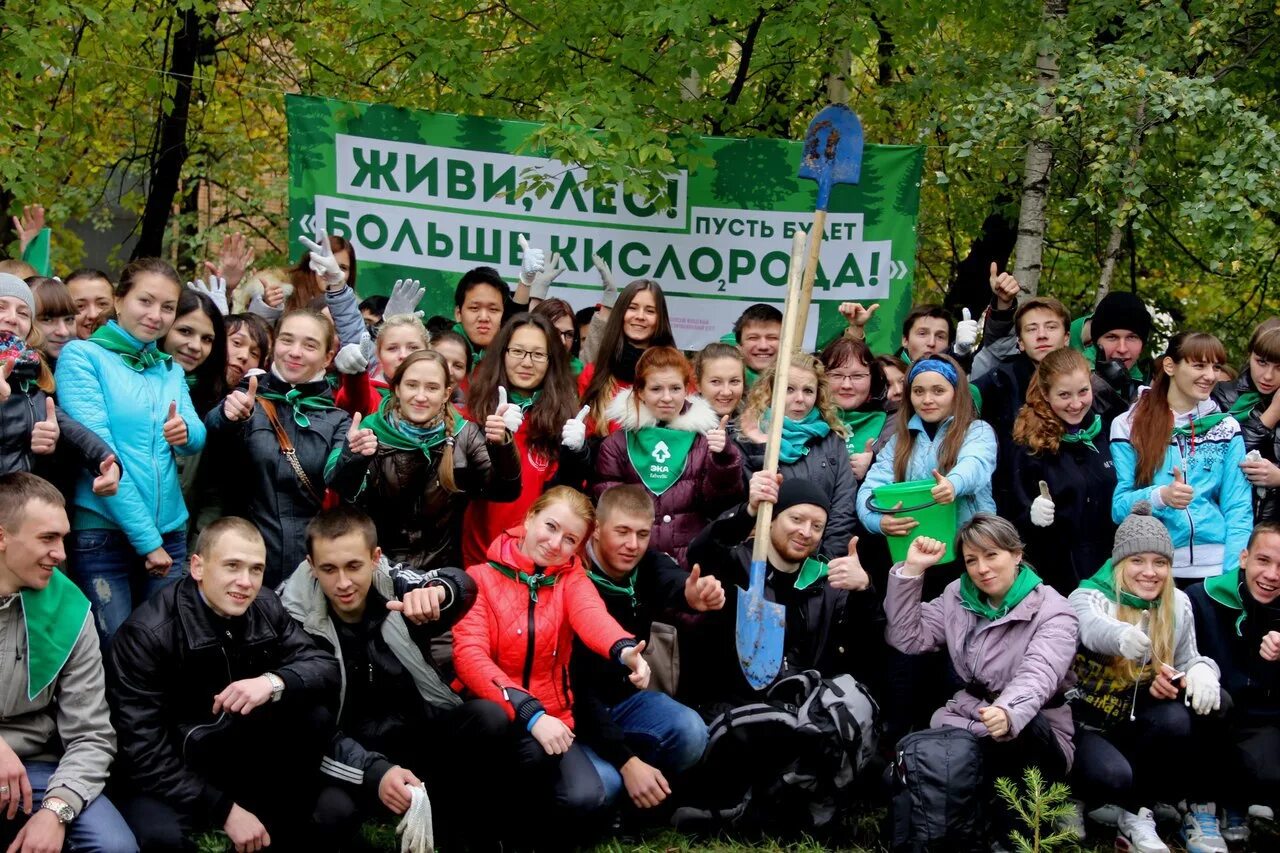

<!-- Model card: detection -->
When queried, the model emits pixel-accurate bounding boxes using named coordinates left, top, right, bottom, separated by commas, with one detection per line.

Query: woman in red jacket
left=453, top=486, right=650, bottom=830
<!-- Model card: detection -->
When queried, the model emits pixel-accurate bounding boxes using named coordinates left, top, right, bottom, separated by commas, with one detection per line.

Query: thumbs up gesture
left=828, top=537, right=871, bottom=591
left=1030, top=480, right=1055, bottom=528
left=347, top=412, right=378, bottom=457
left=930, top=468, right=955, bottom=505
left=684, top=564, right=726, bottom=612
left=561, top=405, right=589, bottom=451
left=1161, top=466, right=1195, bottom=510
left=0, top=360, right=12, bottom=402
left=620, top=640, right=651, bottom=689
left=954, top=307, right=979, bottom=355
left=224, top=375, right=258, bottom=422
left=30, top=397, right=60, bottom=455
left=706, top=415, right=730, bottom=454
left=989, top=262, right=1022, bottom=309
left=91, top=453, right=121, bottom=497
left=163, top=401, right=189, bottom=447
left=517, top=234, right=546, bottom=284
left=849, top=438, right=875, bottom=481
left=487, top=386, right=522, bottom=442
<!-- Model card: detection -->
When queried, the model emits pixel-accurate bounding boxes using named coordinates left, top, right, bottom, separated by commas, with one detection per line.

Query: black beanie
left=1091, top=292, right=1151, bottom=345
left=774, top=479, right=831, bottom=517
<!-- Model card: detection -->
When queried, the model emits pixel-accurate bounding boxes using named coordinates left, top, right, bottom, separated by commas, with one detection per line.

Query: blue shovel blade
left=798, top=103, right=865, bottom=209
left=735, top=560, right=787, bottom=691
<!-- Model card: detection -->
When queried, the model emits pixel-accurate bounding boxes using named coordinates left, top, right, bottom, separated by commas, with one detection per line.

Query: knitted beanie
left=1091, top=292, right=1152, bottom=345
left=1112, top=501, right=1174, bottom=565
left=0, top=273, right=35, bottom=317
left=774, top=478, right=831, bottom=517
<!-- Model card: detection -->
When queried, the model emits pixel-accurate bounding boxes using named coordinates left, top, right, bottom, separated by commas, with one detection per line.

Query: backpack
left=675, top=670, right=880, bottom=835
left=887, top=726, right=985, bottom=852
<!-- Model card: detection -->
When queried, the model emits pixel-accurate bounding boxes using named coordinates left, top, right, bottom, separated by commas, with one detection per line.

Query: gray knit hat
left=1112, top=501, right=1174, bottom=565
left=0, top=273, right=35, bottom=317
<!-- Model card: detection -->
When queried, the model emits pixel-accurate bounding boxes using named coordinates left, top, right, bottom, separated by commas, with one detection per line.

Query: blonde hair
left=742, top=352, right=846, bottom=438
left=1109, top=555, right=1177, bottom=685
left=526, top=485, right=597, bottom=541
left=377, top=314, right=430, bottom=356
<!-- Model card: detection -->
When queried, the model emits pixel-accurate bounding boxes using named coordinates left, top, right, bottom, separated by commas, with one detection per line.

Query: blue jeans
left=588, top=691, right=709, bottom=805
left=68, top=528, right=186, bottom=643
left=0, top=762, right=137, bottom=853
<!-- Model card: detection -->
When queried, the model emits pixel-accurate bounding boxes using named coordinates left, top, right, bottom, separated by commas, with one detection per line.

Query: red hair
left=631, top=346, right=694, bottom=418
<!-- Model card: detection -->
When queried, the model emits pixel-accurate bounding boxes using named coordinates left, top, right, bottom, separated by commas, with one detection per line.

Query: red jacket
left=460, top=424, right=561, bottom=568
left=333, top=372, right=389, bottom=416
left=453, top=528, right=633, bottom=728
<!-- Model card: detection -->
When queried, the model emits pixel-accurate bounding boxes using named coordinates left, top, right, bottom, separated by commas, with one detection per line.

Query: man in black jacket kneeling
left=108, top=517, right=340, bottom=852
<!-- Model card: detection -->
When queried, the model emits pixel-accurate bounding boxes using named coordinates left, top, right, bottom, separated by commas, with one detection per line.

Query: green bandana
left=839, top=409, right=887, bottom=457
left=1061, top=413, right=1103, bottom=452
left=184, top=372, right=198, bottom=389
left=490, top=560, right=558, bottom=602
left=1230, top=391, right=1263, bottom=422
left=19, top=571, right=91, bottom=700
left=794, top=555, right=830, bottom=591
left=89, top=322, right=171, bottom=372
left=765, top=408, right=831, bottom=464
left=588, top=566, right=636, bottom=608
left=507, top=388, right=541, bottom=412
left=570, top=357, right=584, bottom=377
left=1080, top=559, right=1163, bottom=612
left=1172, top=411, right=1231, bottom=439
left=1204, top=567, right=1247, bottom=636
left=959, top=563, right=1043, bottom=621
left=258, top=385, right=337, bottom=428
left=626, top=425, right=696, bottom=496
left=745, top=365, right=760, bottom=389
left=363, top=397, right=459, bottom=455
left=452, top=321, right=484, bottom=366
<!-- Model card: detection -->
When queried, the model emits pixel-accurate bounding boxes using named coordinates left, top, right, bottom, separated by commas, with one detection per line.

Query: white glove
left=592, top=254, right=619, bottom=307
left=1117, top=625, right=1152, bottom=662
left=496, top=386, right=524, bottom=434
left=517, top=234, right=545, bottom=285
left=385, top=279, right=425, bottom=318
left=186, top=276, right=228, bottom=315
left=334, top=339, right=374, bottom=375
left=1030, top=495, right=1055, bottom=528
left=248, top=293, right=283, bottom=320
left=561, top=405, right=589, bottom=451
left=954, top=308, right=979, bottom=355
left=396, top=784, right=434, bottom=853
left=298, top=228, right=346, bottom=289
left=1184, top=662, right=1221, bottom=715
left=528, top=253, right=565, bottom=301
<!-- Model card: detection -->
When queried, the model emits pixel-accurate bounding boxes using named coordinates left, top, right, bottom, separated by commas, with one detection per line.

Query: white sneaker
left=1117, top=807, right=1169, bottom=853
left=1250, top=803, right=1275, bottom=821
left=1090, top=803, right=1123, bottom=826
left=1180, top=802, right=1229, bottom=853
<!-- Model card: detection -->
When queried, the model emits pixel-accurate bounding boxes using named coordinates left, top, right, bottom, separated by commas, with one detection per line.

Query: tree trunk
left=1011, top=0, right=1068, bottom=295
left=132, top=5, right=200, bottom=260
left=827, top=44, right=852, bottom=104
left=1093, top=99, right=1148, bottom=308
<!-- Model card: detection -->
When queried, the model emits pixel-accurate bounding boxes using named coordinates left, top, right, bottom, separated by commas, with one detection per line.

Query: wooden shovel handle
left=792, top=209, right=827, bottom=350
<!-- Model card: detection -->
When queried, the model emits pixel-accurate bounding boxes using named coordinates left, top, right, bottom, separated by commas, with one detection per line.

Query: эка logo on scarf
left=651, top=441, right=672, bottom=464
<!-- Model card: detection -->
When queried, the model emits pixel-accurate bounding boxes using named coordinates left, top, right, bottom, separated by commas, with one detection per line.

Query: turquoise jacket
left=55, top=324, right=206, bottom=555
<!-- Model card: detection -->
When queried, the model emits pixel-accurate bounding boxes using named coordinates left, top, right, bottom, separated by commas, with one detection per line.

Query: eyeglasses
left=506, top=347, right=548, bottom=364
left=557, top=330, right=575, bottom=343
left=828, top=372, right=870, bottom=386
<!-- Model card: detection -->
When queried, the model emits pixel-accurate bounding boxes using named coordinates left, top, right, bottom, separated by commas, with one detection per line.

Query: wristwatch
left=263, top=671, right=285, bottom=702
left=41, top=797, right=74, bottom=824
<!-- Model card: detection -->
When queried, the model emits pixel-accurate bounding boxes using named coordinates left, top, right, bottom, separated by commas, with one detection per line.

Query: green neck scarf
left=587, top=566, right=637, bottom=608
left=765, top=407, right=831, bottom=464
left=257, top=381, right=337, bottom=428
left=959, top=563, right=1043, bottom=621
left=1171, top=411, right=1231, bottom=439
left=19, top=571, right=91, bottom=700
left=1204, top=567, right=1248, bottom=635
left=507, top=388, right=541, bottom=412
left=1079, top=559, right=1162, bottom=611
left=1231, top=391, right=1263, bottom=421
left=184, top=372, right=198, bottom=389
left=489, top=560, right=558, bottom=603
left=838, top=408, right=887, bottom=457
left=626, top=425, right=696, bottom=496
left=745, top=365, right=760, bottom=389
left=1060, top=413, right=1103, bottom=452
left=363, top=398, right=457, bottom=455
left=89, top=321, right=171, bottom=372
left=794, top=555, right=829, bottom=591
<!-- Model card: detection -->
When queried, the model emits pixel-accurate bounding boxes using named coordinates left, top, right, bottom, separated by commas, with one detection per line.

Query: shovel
left=736, top=229, right=808, bottom=690
left=793, top=104, right=865, bottom=346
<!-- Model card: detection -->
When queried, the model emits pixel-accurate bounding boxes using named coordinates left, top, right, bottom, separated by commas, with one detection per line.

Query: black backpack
left=887, top=726, right=985, bottom=852
left=675, top=670, right=880, bottom=835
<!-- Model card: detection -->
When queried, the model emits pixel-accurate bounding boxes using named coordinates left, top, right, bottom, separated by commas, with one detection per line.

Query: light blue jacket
left=1110, top=398, right=1252, bottom=579
left=55, top=325, right=206, bottom=555
left=858, top=414, right=997, bottom=534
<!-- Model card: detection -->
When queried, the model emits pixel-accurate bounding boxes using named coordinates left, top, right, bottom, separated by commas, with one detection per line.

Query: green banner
left=286, top=95, right=923, bottom=353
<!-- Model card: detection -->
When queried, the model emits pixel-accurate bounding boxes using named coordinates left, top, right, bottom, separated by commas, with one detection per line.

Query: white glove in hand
left=561, top=406, right=589, bottom=450
left=518, top=235, right=545, bottom=285
left=593, top=254, right=619, bottom=307
left=385, top=279, right=425, bottom=318
left=954, top=308, right=979, bottom=355
left=334, top=340, right=374, bottom=375
left=1030, top=495, right=1055, bottom=528
left=1184, top=663, right=1221, bottom=715
left=187, top=276, right=229, bottom=315
left=496, top=387, right=524, bottom=434
left=528, top=253, right=565, bottom=301
left=298, top=229, right=346, bottom=288
left=1118, top=625, right=1152, bottom=662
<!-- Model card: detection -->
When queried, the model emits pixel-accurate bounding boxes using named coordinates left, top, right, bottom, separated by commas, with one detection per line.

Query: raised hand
left=387, top=586, right=448, bottom=624
left=1262, top=630, right=1280, bottom=662
left=187, top=275, right=229, bottom=315
left=930, top=468, right=955, bottom=505
left=208, top=232, right=256, bottom=290
left=953, top=308, right=979, bottom=355
left=903, top=535, right=946, bottom=574
left=1118, top=624, right=1152, bottom=662
left=385, top=279, right=426, bottom=318
left=30, top=397, right=59, bottom=455
left=1240, top=451, right=1280, bottom=488
left=224, top=375, right=259, bottom=422
left=91, top=454, right=120, bottom=497
left=706, top=415, right=730, bottom=454
left=517, top=234, right=545, bottom=284
left=490, top=386, right=523, bottom=439
left=162, top=401, right=189, bottom=447
left=298, top=228, right=345, bottom=288
left=561, top=405, right=589, bottom=450
left=838, top=301, right=880, bottom=329
left=592, top=253, right=619, bottom=307
left=12, top=204, right=45, bottom=256
left=347, top=412, right=378, bottom=456
left=989, top=262, right=1022, bottom=309
left=828, top=537, right=871, bottom=591
left=1030, top=480, right=1055, bottom=528
left=528, top=252, right=565, bottom=301
left=684, top=564, right=726, bottom=612
left=620, top=640, right=651, bottom=689
left=261, top=279, right=286, bottom=309
left=747, top=470, right=782, bottom=517
left=849, top=438, right=875, bottom=480
left=1161, top=467, right=1194, bottom=510
left=334, top=340, right=373, bottom=375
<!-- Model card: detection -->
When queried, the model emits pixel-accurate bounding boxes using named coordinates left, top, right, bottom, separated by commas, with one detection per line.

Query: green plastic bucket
left=867, top=478, right=958, bottom=563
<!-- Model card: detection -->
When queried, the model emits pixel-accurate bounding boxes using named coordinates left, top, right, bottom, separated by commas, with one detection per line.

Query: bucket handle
left=864, top=493, right=940, bottom=515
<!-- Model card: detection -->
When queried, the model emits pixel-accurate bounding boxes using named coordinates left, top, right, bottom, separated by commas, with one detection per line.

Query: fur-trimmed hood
left=606, top=388, right=721, bottom=433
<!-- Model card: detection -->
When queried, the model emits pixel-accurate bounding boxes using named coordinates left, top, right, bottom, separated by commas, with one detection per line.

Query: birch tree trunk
left=1094, top=99, right=1149, bottom=308
left=827, top=45, right=852, bottom=104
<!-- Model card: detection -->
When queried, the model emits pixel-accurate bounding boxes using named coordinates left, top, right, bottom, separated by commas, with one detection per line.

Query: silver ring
left=0, top=785, right=9, bottom=795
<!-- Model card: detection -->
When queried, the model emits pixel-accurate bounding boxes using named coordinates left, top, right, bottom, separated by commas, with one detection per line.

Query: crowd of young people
left=1, top=231, right=1279, bottom=853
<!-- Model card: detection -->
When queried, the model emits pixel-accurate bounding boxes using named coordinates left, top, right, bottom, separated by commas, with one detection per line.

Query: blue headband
left=908, top=358, right=959, bottom=387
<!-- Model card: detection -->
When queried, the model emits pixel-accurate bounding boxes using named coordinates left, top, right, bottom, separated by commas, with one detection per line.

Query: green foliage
left=994, top=767, right=1080, bottom=853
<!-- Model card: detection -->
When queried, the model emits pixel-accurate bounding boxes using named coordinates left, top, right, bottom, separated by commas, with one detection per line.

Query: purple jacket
left=885, top=567, right=1079, bottom=768
left=593, top=391, right=744, bottom=568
